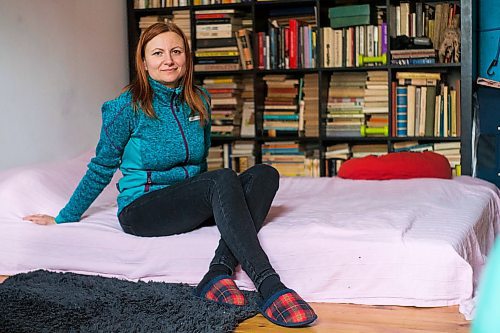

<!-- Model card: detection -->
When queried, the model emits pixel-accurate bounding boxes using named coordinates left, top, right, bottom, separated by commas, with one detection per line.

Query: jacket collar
left=148, top=76, right=183, bottom=104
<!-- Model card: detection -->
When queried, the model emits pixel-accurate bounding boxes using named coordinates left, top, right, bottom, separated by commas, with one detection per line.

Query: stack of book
left=172, top=10, right=191, bottom=48
left=304, top=154, right=321, bottom=177
left=326, top=72, right=366, bottom=137
left=230, top=141, right=255, bottom=173
left=262, top=75, right=300, bottom=137
left=324, top=143, right=350, bottom=177
left=325, top=143, right=351, bottom=160
left=203, top=76, right=242, bottom=137
left=302, top=73, right=319, bottom=137
left=137, top=13, right=190, bottom=47
left=393, top=141, right=434, bottom=152
left=261, top=141, right=306, bottom=177
left=240, top=76, right=255, bottom=138
left=207, top=145, right=224, bottom=171
left=390, top=49, right=436, bottom=65
left=392, top=141, right=461, bottom=175
left=363, top=70, right=389, bottom=136
left=434, top=141, right=461, bottom=170
left=194, top=9, right=243, bottom=72
left=138, top=16, right=169, bottom=35
left=351, top=144, right=388, bottom=158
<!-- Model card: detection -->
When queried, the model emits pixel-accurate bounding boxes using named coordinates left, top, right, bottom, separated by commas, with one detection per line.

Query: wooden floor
left=236, top=303, right=470, bottom=333
left=0, top=275, right=470, bottom=332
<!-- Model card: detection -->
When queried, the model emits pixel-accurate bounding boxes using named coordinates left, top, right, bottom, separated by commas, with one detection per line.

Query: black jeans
left=118, top=164, right=280, bottom=290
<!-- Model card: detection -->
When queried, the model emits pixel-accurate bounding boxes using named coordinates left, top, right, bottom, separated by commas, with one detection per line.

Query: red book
left=289, top=19, right=299, bottom=69
left=206, top=89, right=236, bottom=94
left=391, top=81, right=397, bottom=136
left=258, top=32, right=265, bottom=69
left=284, top=27, right=290, bottom=68
left=195, top=13, right=231, bottom=19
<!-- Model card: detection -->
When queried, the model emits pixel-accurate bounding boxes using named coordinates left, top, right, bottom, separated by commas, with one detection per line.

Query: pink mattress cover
left=1, top=152, right=499, bottom=319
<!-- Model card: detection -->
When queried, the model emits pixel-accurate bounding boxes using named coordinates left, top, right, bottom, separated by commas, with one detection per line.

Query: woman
left=24, top=22, right=317, bottom=327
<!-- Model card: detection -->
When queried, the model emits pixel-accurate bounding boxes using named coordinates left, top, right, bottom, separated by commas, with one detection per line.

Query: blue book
left=396, top=86, right=408, bottom=137
left=263, top=115, right=300, bottom=120
left=262, top=148, right=301, bottom=155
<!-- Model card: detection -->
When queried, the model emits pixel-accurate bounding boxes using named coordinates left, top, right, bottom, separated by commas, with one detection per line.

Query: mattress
left=1, top=151, right=499, bottom=319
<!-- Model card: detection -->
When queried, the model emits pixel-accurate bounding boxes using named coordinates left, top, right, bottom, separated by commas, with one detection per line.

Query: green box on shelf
left=328, top=4, right=371, bottom=19
left=328, top=4, right=373, bottom=28
left=329, top=15, right=371, bottom=28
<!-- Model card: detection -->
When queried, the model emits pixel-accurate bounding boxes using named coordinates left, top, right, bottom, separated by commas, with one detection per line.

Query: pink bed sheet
left=1, top=151, right=499, bottom=319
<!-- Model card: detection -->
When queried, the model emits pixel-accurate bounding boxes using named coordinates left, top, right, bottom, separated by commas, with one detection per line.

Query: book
left=237, top=29, right=254, bottom=70
left=477, top=77, right=500, bottom=89
left=197, top=38, right=237, bottom=48
left=396, top=86, right=408, bottom=137
left=424, top=85, right=436, bottom=137
left=194, top=63, right=241, bottom=71
left=396, top=72, right=441, bottom=80
left=398, top=78, right=437, bottom=86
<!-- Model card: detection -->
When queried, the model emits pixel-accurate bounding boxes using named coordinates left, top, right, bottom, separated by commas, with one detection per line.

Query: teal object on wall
left=478, top=1, right=500, bottom=80
left=478, top=1, right=500, bottom=31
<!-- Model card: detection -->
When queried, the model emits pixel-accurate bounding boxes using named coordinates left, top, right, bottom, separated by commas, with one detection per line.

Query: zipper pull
left=145, top=171, right=152, bottom=192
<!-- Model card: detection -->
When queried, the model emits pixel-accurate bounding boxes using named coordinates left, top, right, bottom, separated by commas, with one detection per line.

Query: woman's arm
left=25, top=98, right=133, bottom=225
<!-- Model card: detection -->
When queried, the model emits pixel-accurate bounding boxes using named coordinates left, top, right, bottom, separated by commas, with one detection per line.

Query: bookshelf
left=126, top=0, right=476, bottom=177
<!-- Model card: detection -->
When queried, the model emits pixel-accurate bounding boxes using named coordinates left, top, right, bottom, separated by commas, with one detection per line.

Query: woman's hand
left=23, top=214, right=56, bottom=225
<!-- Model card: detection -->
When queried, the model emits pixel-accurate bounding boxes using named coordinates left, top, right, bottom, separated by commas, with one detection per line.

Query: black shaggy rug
left=0, top=270, right=260, bottom=333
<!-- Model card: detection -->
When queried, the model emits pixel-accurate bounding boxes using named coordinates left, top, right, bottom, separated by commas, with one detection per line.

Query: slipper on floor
left=196, top=275, right=247, bottom=306
left=260, top=289, right=317, bottom=327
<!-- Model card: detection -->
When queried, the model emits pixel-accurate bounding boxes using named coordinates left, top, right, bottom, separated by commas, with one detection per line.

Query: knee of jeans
left=213, top=168, right=239, bottom=183
left=255, top=164, right=280, bottom=192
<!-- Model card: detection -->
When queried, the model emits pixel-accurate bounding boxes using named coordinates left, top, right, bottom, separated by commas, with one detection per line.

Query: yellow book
left=450, top=89, right=457, bottom=136
left=434, top=95, right=441, bottom=136
left=443, top=85, right=449, bottom=137
left=203, top=77, right=235, bottom=84
left=396, top=72, right=441, bottom=80
left=195, top=51, right=239, bottom=57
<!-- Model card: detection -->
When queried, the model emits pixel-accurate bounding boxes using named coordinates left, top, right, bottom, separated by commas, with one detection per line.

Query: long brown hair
left=126, top=22, right=209, bottom=123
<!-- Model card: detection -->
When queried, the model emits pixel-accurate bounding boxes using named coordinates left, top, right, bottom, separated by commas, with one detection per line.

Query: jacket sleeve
left=55, top=100, right=132, bottom=223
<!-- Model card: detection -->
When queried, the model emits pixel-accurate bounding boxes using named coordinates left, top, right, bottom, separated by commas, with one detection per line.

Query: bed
left=1, top=151, right=499, bottom=320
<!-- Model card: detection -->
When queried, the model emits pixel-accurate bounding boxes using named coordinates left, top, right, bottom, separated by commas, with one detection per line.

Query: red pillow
left=337, top=151, right=452, bottom=180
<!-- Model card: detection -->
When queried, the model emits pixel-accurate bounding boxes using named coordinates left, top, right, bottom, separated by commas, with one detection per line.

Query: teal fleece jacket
left=55, top=78, right=211, bottom=223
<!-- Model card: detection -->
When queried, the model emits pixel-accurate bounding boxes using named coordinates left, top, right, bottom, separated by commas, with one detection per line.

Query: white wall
left=0, top=0, right=128, bottom=170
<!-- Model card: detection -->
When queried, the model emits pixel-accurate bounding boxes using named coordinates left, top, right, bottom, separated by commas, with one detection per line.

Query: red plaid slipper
left=260, top=289, right=317, bottom=327
left=198, top=275, right=247, bottom=306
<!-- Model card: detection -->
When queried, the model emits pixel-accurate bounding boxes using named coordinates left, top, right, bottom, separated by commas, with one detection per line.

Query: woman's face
left=143, top=31, right=186, bottom=88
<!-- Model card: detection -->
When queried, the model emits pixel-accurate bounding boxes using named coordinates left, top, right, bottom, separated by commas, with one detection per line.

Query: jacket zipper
left=145, top=170, right=152, bottom=192
left=170, top=93, right=190, bottom=178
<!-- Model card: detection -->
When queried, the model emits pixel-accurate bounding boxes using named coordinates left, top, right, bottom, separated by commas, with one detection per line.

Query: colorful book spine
left=289, top=19, right=299, bottom=69
left=381, top=22, right=387, bottom=55
left=396, top=86, right=408, bottom=137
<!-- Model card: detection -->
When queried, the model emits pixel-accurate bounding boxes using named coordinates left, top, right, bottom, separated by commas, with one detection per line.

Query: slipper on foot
left=260, top=289, right=317, bottom=327
left=196, top=275, right=247, bottom=306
